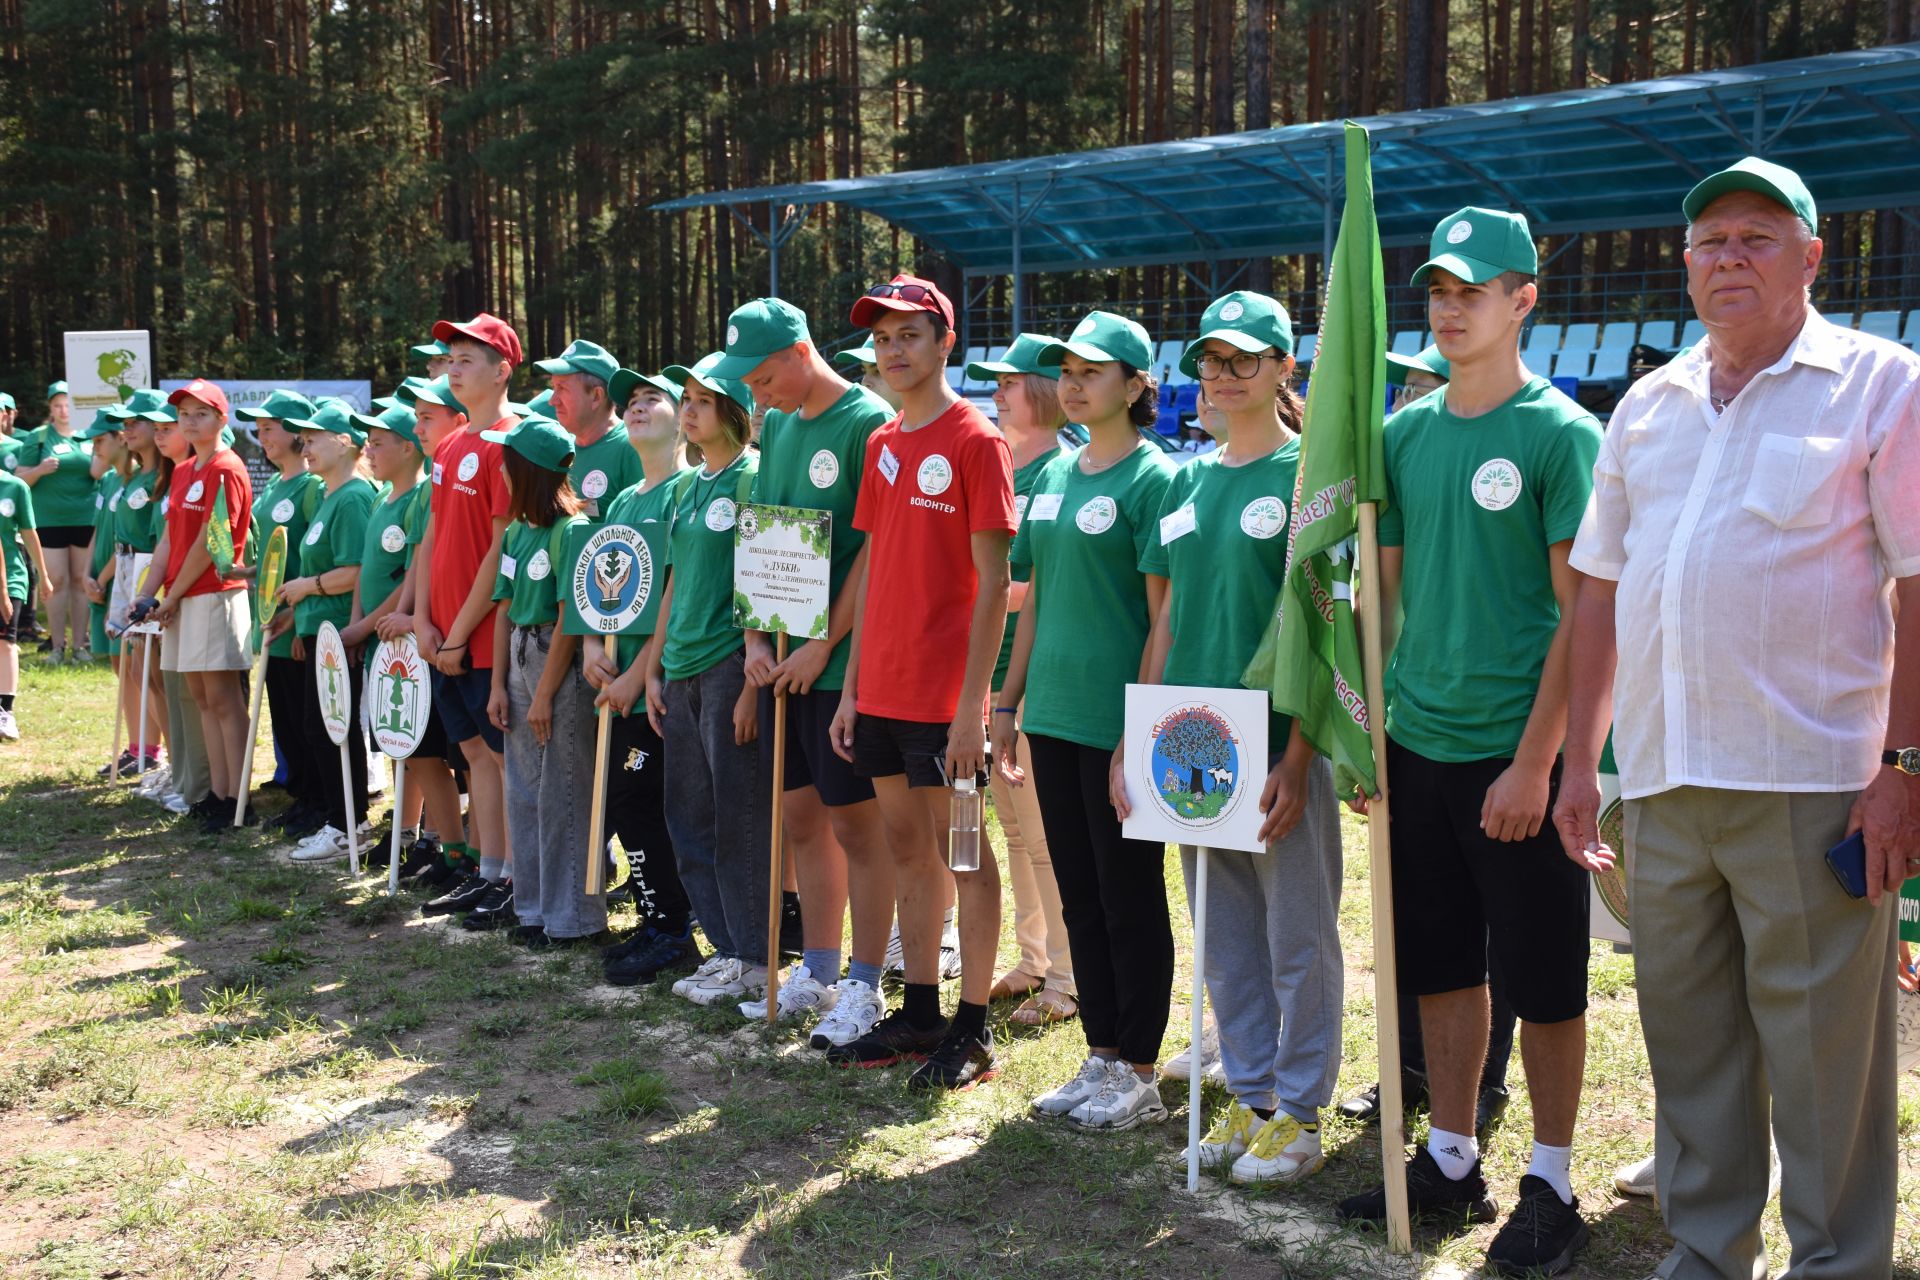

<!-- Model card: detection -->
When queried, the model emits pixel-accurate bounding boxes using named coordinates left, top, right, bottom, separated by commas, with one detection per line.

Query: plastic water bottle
left=948, top=777, right=982, bottom=872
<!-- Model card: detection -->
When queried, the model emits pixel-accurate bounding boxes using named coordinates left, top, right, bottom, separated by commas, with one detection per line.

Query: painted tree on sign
left=1157, top=709, right=1232, bottom=795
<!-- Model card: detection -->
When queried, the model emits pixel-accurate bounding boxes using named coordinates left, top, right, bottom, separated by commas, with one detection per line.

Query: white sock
left=1426, top=1127, right=1479, bottom=1180
left=1528, top=1141, right=1575, bottom=1203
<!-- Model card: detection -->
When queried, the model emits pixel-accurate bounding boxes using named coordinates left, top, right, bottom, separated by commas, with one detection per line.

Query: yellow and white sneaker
left=1229, top=1114, right=1324, bottom=1185
left=1198, top=1100, right=1262, bottom=1170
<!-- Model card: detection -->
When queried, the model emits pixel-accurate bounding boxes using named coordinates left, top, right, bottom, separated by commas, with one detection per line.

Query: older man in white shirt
left=1555, top=157, right=1920, bottom=1280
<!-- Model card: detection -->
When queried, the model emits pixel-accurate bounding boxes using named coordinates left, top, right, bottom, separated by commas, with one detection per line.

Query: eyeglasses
left=1195, top=351, right=1276, bottom=381
left=866, top=282, right=940, bottom=306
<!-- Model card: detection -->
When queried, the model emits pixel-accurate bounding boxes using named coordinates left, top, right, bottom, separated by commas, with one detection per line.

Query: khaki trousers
left=990, top=695, right=1074, bottom=995
left=1628, top=786, right=1898, bottom=1280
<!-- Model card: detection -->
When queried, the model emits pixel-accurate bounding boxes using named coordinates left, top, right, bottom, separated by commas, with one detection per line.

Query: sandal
left=1010, top=989, right=1078, bottom=1026
left=989, top=969, right=1045, bottom=1002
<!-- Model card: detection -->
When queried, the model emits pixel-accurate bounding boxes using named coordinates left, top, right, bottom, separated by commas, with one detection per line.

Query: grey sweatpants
left=503, top=624, right=605, bottom=939
left=663, top=649, right=769, bottom=965
left=1180, top=754, right=1344, bottom=1123
left=162, top=667, right=210, bottom=805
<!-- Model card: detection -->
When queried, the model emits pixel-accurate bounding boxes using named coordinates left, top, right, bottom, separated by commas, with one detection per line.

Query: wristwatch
left=1883, top=748, right=1920, bottom=775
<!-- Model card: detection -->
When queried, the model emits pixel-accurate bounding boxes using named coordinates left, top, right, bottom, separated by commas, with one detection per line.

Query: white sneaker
left=1031, top=1055, right=1112, bottom=1118
left=162, top=791, right=190, bottom=815
left=683, top=958, right=763, bottom=1007
left=1067, top=1060, right=1168, bottom=1131
left=0, top=707, right=18, bottom=741
left=136, top=765, right=172, bottom=799
left=738, top=963, right=838, bottom=1020
left=1162, top=1020, right=1223, bottom=1083
left=1614, top=1152, right=1656, bottom=1197
left=673, top=954, right=728, bottom=998
left=1230, top=1114, right=1324, bottom=1184
left=938, top=920, right=963, bottom=981
left=809, top=979, right=885, bottom=1049
left=1197, top=1099, right=1262, bottom=1168
left=287, top=826, right=347, bottom=862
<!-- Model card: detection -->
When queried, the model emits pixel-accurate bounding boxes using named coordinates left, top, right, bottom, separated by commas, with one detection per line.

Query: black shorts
left=1385, top=737, right=1589, bottom=1025
left=852, top=713, right=988, bottom=789
left=758, top=685, right=874, bottom=807
left=37, top=524, right=91, bottom=550
left=0, top=594, right=24, bottom=642
left=431, top=667, right=504, bottom=754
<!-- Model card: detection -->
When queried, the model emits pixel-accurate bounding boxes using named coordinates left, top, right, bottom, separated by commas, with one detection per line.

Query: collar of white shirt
left=1668, top=307, right=1845, bottom=407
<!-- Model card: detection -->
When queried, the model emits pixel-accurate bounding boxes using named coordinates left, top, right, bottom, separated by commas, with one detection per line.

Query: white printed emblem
left=1218, top=300, right=1245, bottom=322
left=1471, top=458, right=1523, bottom=512
left=108, top=490, right=120, bottom=511
left=727, top=324, right=741, bottom=346
left=528, top=549, right=551, bottom=581
left=1013, top=494, right=1029, bottom=522
left=380, top=524, right=407, bottom=554
left=160, top=495, right=169, bottom=515
left=272, top=497, right=295, bottom=523
left=305, top=520, right=324, bottom=546
left=186, top=480, right=205, bottom=503
left=809, top=449, right=839, bottom=488
left=128, top=488, right=149, bottom=510
left=1075, top=496, right=1118, bottom=535
left=95, top=494, right=104, bottom=511
left=0, top=499, right=13, bottom=518
left=1447, top=219, right=1474, bottom=245
left=705, top=497, right=737, bottom=532
left=917, top=453, right=953, bottom=496
left=581, top=469, right=608, bottom=499
left=457, top=452, right=480, bottom=483
left=1239, top=495, right=1287, bottom=539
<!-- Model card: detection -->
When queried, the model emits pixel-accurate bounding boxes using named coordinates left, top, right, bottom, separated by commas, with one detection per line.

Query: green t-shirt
left=1009, top=441, right=1176, bottom=751
left=570, top=423, right=643, bottom=521
left=19, top=426, right=95, bottom=526
left=254, top=470, right=324, bottom=658
left=749, top=383, right=893, bottom=691
left=994, top=445, right=1064, bottom=690
left=113, top=468, right=161, bottom=553
left=294, top=476, right=377, bottom=637
left=661, top=451, right=756, bottom=682
left=603, top=468, right=690, bottom=683
left=0, top=434, right=22, bottom=477
left=1377, top=376, right=1601, bottom=762
left=0, top=473, right=36, bottom=599
left=357, top=481, right=429, bottom=617
left=492, top=514, right=589, bottom=628
left=1138, top=443, right=1300, bottom=745
left=89, top=471, right=124, bottom=577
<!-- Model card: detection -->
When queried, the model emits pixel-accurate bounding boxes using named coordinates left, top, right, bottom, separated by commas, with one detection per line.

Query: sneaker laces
left=1245, top=1114, right=1305, bottom=1160
left=1087, top=1059, right=1138, bottom=1106
left=1204, top=1101, right=1258, bottom=1146
left=1502, top=1180, right=1565, bottom=1240
left=703, top=957, right=745, bottom=987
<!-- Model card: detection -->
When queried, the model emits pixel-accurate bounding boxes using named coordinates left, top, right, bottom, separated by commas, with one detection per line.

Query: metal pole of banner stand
left=1186, top=847, right=1210, bottom=1192
left=340, top=742, right=360, bottom=875
left=765, top=632, right=789, bottom=1026
left=107, top=646, right=127, bottom=783
left=586, top=634, right=616, bottom=897
left=135, top=632, right=153, bottom=785
left=388, top=760, right=405, bottom=896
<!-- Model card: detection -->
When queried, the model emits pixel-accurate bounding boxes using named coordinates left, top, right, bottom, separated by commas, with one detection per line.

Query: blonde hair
left=1021, top=375, right=1068, bottom=430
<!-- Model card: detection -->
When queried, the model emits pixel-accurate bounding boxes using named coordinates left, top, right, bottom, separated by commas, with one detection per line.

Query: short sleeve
left=332, top=490, right=371, bottom=566
left=16, top=486, right=35, bottom=530
left=221, top=458, right=253, bottom=549
left=1569, top=417, right=1630, bottom=581
left=1128, top=457, right=1176, bottom=572
left=485, top=446, right=510, bottom=520
left=1867, top=362, right=1920, bottom=578
left=493, top=523, right=521, bottom=602
left=964, top=429, right=1016, bottom=535
left=1008, top=459, right=1049, bottom=572
left=404, top=487, right=430, bottom=546
left=851, top=432, right=883, bottom=534
left=1377, top=466, right=1405, bottom=547
left=1539, top=412, right=1603, bottom=545
left=1137, top=467, right=1188, bottom=578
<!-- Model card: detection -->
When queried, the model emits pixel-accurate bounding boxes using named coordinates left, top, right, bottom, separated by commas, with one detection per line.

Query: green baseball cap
left=526, top=388, right=554, bottom=417
left=353, top=403, right=420, bottom=447
left=1180, top=292, right=1295, bottom=377
left=119, top=389, right=175, bottom=423
left=967, top=333, right=1061, bottom=382
left=288, top=400, right=366, bottom=446
left=831, top=343, right=877, bottom=372
left=535, top=338, right=621, bottom=385
left=661, top=352, right=755, bottom=415
left=234, top=389, right=318, bottom=424
left=1411, top=207, right=1538, bottom=286
left=220, top=425, right=236, bottom=447
left=79, top=410, right=126, bottom=439
left=0, top=393, right=15, bottom=409
left=46, top=380, right=68, bottom=398
left=480, top=414, right=574, bottom=471
left=1386, top=346, right=1451, bottom=384
left=710, top=297, right=811, bottom=379
left=1038, top=311, right=1155, bottom=372
left=410, top=338, right=450, bottom=365
left=398, top=375, right=468, bottom=419
left=1681, top=156, right=1817, bottom=233
left=609, top=367, right=682, bottom=410
left=374, top=377, right=430, bottom=412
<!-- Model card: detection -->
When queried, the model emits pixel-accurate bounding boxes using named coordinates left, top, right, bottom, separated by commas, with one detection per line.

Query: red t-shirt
left=851, top=399, right=1016, bottom=722
left=164, top=448, right=251, bottom=598
left=429, top=420, right=512, bottom=670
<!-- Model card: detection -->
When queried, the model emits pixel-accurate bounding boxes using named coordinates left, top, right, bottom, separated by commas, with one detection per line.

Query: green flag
left=1241, top=121, right=1388, bottom=800
left=205, top=483, right=236, bottom=577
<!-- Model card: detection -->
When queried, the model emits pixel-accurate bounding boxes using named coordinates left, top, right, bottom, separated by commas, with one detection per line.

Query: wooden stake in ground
left=765, top=632, right=789, bottom=1026
left=585, top=634, right=615, bottom=897
left=1186, top=845, right=1210, bottom=1192
left=367, top=635, right=432, bottom=897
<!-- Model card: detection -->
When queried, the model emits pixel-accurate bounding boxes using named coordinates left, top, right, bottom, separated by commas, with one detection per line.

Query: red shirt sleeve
left=483, top=443, right=510, bottom=521
left=964, top=425, right=1017, bottom=534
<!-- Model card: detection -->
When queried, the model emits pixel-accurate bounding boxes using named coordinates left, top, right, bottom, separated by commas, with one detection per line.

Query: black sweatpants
left=1027, top=732, right=1174, bottom=1066
left=265, top=651, right=322, bottom=808
left=300, top=639, right=367, bottom=831
left=606, top=711, right=690, bottom=934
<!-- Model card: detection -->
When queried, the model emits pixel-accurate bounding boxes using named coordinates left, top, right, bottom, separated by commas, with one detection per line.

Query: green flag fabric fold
left=205, top=484, right=236, bottom=577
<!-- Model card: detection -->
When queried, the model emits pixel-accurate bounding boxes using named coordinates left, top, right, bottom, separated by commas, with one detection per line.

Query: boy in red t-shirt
left=826, top=276, right=1016, bottom=1089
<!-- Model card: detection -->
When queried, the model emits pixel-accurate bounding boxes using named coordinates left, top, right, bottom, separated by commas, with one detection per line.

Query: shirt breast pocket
left=1741, top=433, right=1849, bottom=531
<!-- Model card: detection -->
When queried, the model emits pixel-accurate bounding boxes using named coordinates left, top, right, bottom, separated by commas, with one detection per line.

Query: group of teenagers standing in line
left=8, top=150, right=1915, bottom=1280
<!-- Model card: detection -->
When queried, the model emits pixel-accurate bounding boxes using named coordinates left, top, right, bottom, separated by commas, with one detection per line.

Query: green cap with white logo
left=1386, top=345, right=1451, bottom=384
left=1180, top=292, right=1295, bottom=377
left=46, top=380, right=68, bottom=398
left=0, top=393, right=15, bottom=410
left=481, top=414, right=574, bottom=472
left=535, top=338, right=621, bottom=385
left=1411, top=207, right=1538, bottom=286
left=1681, top=156, right=1817, bottom=233
left=709, top=297, right=812, bottom=379
left=287, top=400, right=366, bottom=446
left=118, top=388, right=175, bottom=423
left=831, top=343, right=877, bottom=372
left=609, top=367, right=682, bottom=410
left=661, top=352, right=755, bottom=415
left=352, top=403, right=420, bottom=448
left=967, top=333, right=1061, bottom=382
left=410, top=338, right=449, bottom=366
left=235, top=389, right=319, bottom=424
left=397, top=375, right=468, bottom=419
left=1037, top=311, right=1155, bottom=372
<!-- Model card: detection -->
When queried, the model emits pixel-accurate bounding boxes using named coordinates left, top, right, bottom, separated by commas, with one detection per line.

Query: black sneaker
left=824, top=1009, right=949, bottom=1069
left=396, top=838, right=442, bottom=879
left=601, top=926, right=661, bottom=963
left=185, top=795, right=225, bottom=829
left=1477, top=1084, right=1511, bottom=1140
left=603, top=930, right=697, bottom=987
left=779, top=892, right=804, bottom=959
left=460, top=880, right=515, bottom=931
left=410, top=856, right=470, bottom=893
left=536, top=930, right=611, bottom=951
left=1484, top=1177, right=1589, bottom=1277
left=98, top=750, right=137, bottom=780
left=423, top=872, right=489, bottom=916
left=908, top=1025, right=998, bottom=1092
left=508, top=924, right=547, bottom=947
left=266, top=802, right=321, bottom=837
left=1338, top=1069, right=1430, bottom=1124
left=1336, top=1146, right=1498, bottom=1226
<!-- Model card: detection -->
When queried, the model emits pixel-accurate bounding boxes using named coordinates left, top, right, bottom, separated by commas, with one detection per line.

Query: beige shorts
left=161, top=589, right=250, bottom=673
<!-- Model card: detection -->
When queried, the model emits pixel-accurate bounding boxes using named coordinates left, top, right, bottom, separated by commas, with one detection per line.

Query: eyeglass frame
left=1194, top=350, right=1281, bottom=381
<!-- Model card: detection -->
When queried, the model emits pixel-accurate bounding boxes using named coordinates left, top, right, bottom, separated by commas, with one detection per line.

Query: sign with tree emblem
left=254, top=525, right=287, bottom=628
left=1121, top=684, right=1269, bottom=854
left=732, top=503, right=831, bottom=640
left=63, top=328, right=152, bottom=433
left=367, top=635, right=433, bottom=759
left=563, top=522, right=664, bottom=636
left=313, top=622, right=351, bottom=745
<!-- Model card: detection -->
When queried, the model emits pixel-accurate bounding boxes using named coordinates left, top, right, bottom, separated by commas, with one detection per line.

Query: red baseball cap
left=432, top=312, right=524, bottom=366
left=167, top=377, right=231, bottom=419
left=849, top=274, right=954, bottom=330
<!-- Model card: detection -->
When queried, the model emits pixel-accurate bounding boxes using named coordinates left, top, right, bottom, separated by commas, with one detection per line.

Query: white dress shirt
left=1571, top=309, right=1920, bottom=799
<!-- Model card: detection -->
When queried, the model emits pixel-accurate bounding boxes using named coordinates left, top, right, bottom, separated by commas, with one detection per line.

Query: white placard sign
left=314, top=623, right=352, bottom=746
left=1121, top=684, right=1270, bottom=854
left=732, top=504, right=832, bottom=640
left=1590, top=769, right=1632, bottom=944
left=367, top=635, right=433, bottom=759
left=64, top=329, right=153, bottom=432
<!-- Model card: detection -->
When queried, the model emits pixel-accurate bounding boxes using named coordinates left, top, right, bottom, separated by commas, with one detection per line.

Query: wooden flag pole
left=134, top=632, right=153, bottom=783
left=765, top=632, right=789, bottom=1026
left=235, top=643, right=271, bottom=826
left=340, top=742, right=360, bottom=874
left=388, top=760, right=405, bottom=895
left=1186, top=846, right=1210, bottom=1192
left=585, top=634, right=616, bottom=897
left=1356, top=500, right=1410, bottom=1253
left=107, top=646, right=128, bottom=783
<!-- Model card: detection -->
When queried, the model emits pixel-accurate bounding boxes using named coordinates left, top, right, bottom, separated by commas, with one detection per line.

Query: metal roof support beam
left=968, top=176, right=1058, bottom=335
left=724, top=201, right=811, bottom=296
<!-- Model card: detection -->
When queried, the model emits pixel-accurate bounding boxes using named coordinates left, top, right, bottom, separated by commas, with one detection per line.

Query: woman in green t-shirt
left=82, top=414, right=128, bottom=669
left=17, top=384, right=93, bottom=660
left=110, top=404, right=171, bottom=772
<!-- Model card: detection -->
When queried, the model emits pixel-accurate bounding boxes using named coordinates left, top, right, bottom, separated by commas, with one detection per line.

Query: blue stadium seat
left=1589, top=346, right=1630, bottom=382
left=1295, top=333, right=1318, bottom=365
left=1639, top=320, right=1677, bottom=349
left=1391, top=330, right=1423, bottom=356
left=1858, top=310, right=1901, bottom=341
left=1679, top=318, right=1707, bottom=350
left=1522, top=323, right=1563, bottom=364
left=1597, top=321, right=1637, bottom=349
left=1903, top=313, right=1920, bottom=345
left=1555, top=351, right=1593, bottom=381
left=1560, top=322, right=1600, bottom=354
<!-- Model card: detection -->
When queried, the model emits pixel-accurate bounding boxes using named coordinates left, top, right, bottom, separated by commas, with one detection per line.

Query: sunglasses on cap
left=866, top=282, right=940, bottom=306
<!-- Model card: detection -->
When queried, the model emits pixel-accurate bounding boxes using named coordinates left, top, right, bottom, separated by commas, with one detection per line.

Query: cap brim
left=478, top=428, right=513, bottom=445
left=1681, top=172, right=1813, bottom=228
left=705, top=349, right=774, bottom=380
left=1179, top=328, right=1283, bottom=377
left=1410, top=252, right=1507, bottom=286
left=1037, top=338, right=1126, bottom=368
left=964, top=360, right=1018, bottom=380
left=849, top=295, right=948, bottom=329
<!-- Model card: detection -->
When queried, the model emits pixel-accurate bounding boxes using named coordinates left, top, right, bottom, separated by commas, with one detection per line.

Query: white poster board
left=367, top=636, right=433, bottom=759
left=1591, top=768, right=1632, bottom=944
left=732, top=504, right=831, bottom=640
left=1121, top=684, right=1269, bottom=855
left=314, top=623, right=352, bottom=746
left=64, top=330, right=153, bottom=432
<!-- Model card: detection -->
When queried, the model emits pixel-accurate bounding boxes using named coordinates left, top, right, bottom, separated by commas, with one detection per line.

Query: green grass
left=0, top=660, right=1915, bottom=1278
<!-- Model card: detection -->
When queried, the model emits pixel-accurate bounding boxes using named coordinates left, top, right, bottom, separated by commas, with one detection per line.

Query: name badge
left=1028, top=493, right=1064, bottom=522
left=1159, top=502, right=1197, bottom=545
left=500, top=554, right=517, bottom=579
left=877, top=444, right=900, bottom=485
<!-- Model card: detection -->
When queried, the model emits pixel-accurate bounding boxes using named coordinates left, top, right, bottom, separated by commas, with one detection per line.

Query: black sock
left=0, top=693, right=13, bottom=710
left=950, top=999, right=987, bottom=1040
left=903, top=982, right=943, bottom=1029
left=1253, top=1106, right=1275, bottom=1121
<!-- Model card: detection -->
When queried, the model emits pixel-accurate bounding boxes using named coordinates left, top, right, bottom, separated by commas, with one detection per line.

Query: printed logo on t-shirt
left=128, top=488, right=149, bottom=510
left=917, top=454, right=953, bottom=496
left=108, top=490, right=120, bottom=511
left=457, top=452, right=480, bottom=483
left=185, top=480, right=205, bottom=503
left=581, top=469, right=608, bottom=499
left=809, top=449, right=839, bottom=489
left=877, top=444, right=901, bottom=485
left=1075, top=496, right=1118, bottom=535
left=1471, top=458, right=1523, bottom=512
left=2, top=456, right=13, bottom=471
left=1446, top=219, right=1474, bottom=245
left=527, top=548, right=551, bottom=581
left=271, top=497, right=295, bottom=523
left=1013, top=494, right=1029, bottom=522
left=1239, top=495, right=1288, bottom=539
left=380, top=524, right=407, bottom=554
left=0, top=499, right=13, bottom=519
left=432, top=462, right=444, bottom=485
left=95, top=494, right=104, bottom=511
left=305, top=520, right=324, bottom=546
left=705, top=497, right=737, bottom=532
